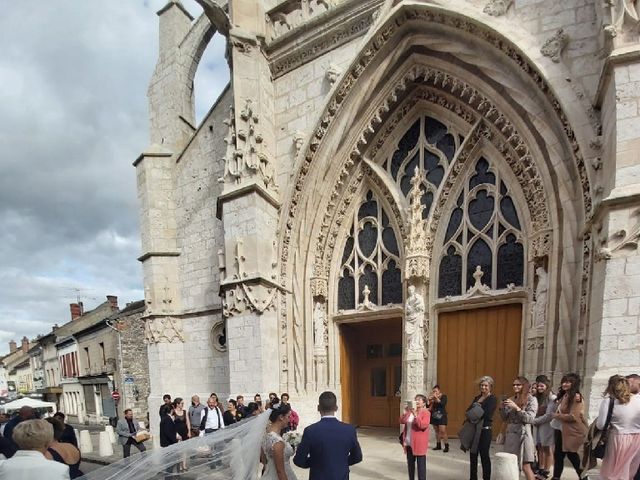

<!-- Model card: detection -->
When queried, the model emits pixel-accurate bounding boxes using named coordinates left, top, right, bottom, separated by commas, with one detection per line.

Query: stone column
left=403, top=169, right=430, bottom=403
left=584, top=8, right=640, bottom=418
left=219, top=1, right=282, bottom=397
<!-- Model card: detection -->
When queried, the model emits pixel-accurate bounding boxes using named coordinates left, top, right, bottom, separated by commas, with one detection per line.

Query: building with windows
left=136, top=0, right=640, bottom=432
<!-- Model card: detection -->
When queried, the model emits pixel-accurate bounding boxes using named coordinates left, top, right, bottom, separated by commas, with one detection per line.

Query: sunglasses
left=512, top=383, right=523, bottom=387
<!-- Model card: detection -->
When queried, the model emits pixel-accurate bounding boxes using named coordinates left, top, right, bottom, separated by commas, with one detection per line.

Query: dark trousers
left=123, top=438, right=146, bottom=458
left=552, top=429, right=581, bottom=478
left=406, top=446, right=426, bottom=480
left=470, top=428, right=492, bottom=480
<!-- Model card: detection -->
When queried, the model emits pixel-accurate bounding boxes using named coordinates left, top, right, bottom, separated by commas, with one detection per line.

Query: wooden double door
left=437, top=303, right=522, bottom=437
left=340, top=318, right=402, bottom=427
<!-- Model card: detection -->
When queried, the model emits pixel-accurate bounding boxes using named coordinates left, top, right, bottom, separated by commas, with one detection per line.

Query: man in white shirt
left=199, top=396, right=225, bottom=434
left=0, top=419, right=69, bottom=480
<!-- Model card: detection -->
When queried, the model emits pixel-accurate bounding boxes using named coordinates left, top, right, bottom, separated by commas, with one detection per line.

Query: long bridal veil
left=78, top=411, right=271, bottom=480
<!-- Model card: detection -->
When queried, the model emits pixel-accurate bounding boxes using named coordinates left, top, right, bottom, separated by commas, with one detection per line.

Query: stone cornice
left=265, top=0, right=379, bottom=79
left=594, top=44, right=640, bottom=108
left=215, top=179, right=281, bottom=219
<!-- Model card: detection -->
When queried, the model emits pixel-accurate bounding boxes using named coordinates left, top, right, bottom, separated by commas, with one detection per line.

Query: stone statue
left=532, top=266, right=548, bottom=328
left=404, top=285, right=425, bottom=354
left=313, top=301, right=327, bottom=348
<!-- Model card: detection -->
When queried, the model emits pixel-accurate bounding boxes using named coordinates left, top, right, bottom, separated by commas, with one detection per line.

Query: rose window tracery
left=438, top=157, right=524, bottom=298
left=381, top=116, right=464, bottom=219
left=338, top=189, right=403, bottom=310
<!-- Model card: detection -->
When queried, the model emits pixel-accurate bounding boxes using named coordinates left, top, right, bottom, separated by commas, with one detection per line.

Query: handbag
left=592, top=398, right=615, bottom=459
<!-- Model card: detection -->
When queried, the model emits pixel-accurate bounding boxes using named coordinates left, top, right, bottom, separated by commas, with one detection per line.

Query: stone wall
left=117, top=301, right=150, bottom=422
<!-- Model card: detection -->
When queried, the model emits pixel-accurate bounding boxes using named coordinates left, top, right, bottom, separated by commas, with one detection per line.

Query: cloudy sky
left=0, top=1, right=229, bottom=355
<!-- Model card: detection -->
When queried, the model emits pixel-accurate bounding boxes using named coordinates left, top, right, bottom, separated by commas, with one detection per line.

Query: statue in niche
left=532, top=266, right=549, bottom=328
left=405, top=285, right=425, bottom=354
left=313, top=301, right=327, bottom=348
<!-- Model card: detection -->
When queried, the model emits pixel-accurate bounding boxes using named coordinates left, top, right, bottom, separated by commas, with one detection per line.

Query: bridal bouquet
left=282, top=431, right=301, bottom=450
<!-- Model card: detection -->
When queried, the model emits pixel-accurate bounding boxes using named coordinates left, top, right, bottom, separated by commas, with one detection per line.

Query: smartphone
left=500, top=394, right=508, bottom=402
left=405, top=401, right=413, bottom=409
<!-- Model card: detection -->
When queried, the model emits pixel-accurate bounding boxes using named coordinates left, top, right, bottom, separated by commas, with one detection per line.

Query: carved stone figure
left=532, top=266, right=549, bottom=328
left=483, top=0, right=513, bottom=16
left=313, top=301, right=327, bottom=348
left=405, top=285, right=425, bottom=354
left=325, top=64, right=342, bottom=85
left=540, top=29, right=569, bottom=63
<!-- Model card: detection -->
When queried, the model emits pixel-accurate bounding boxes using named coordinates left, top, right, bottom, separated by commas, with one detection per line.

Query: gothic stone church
left=136, top=0, right=640, bottom=432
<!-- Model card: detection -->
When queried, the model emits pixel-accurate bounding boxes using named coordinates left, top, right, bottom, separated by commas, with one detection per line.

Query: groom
left=293, top=391, right=363, bottom=479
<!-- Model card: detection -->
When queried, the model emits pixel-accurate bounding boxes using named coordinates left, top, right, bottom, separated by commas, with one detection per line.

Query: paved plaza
left=81, top=426, right=586, bottom=479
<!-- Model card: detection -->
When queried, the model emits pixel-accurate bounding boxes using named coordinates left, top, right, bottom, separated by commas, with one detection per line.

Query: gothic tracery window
left=338, top=190, right=403, bottom=310
left=382, top=116, right=464, bottom=218
left=438, top=157, right=524, bottom=298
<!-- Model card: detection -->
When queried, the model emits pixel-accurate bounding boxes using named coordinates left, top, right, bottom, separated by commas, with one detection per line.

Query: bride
left=261, top=404, right=298, bottom=480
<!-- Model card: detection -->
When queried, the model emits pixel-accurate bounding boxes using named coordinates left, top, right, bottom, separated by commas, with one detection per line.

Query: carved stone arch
left=326, top=165, right=407, bottom=313
left=278, top=2, right=596, bottom=389
left=431, top=129, right=531, bottom=295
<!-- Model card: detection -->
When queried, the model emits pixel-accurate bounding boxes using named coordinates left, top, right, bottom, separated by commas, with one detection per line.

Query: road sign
left=111, top=391, right=121, bottom=402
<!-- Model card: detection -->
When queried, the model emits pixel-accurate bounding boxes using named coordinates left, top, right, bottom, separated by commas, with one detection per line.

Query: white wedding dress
left=261, top=431, right=298, bottom=480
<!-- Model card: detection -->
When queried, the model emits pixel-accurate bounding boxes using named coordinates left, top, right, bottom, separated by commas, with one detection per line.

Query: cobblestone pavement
left=80, top=426, right=589, bottom=479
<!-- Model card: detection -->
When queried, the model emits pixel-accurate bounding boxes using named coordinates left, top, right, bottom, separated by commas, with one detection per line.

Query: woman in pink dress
left=597, top=375, right=640, bottom=480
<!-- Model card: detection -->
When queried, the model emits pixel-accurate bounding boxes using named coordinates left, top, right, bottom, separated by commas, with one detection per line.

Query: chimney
left=70, top=303, right=83, bottom=320
left=21, top=336, right=29, bottom=354
left=107, top=295, right=118, bottom=310
left=9, top=340, right=16, bottom=354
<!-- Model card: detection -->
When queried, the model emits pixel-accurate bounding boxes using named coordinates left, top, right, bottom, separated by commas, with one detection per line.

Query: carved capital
left=222, top=282, right=277, bottom=317
left=405, top=255, right=430, bottom=280
left=310, top=277, right=328, bottom=299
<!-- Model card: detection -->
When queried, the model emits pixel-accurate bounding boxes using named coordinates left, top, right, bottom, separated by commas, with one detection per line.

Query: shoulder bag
left=592, top=397, right=615, bottom=459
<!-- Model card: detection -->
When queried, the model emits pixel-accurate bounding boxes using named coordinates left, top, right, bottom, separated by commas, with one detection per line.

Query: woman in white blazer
left=0, top=419, right=70, bottom=480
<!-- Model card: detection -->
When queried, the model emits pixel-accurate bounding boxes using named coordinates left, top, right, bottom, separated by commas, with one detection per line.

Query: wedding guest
left=173, top=398, right=191, bottom=440
left=223, top=399, right=243, bottom=426
left=466, top=376, right=497, bottom=480
left=236, top=395, right=248, bottom=417
left=500, top=376, right=537, bottom=480
left=246, top=402, right=260, bottom=417
left=400, top=394, right=431, bottom=480
left=189, top=395, right=205, bottom=437
left=280, top=393, right=299, bottom=432
left=209, top=393, right=225, bottom=412
left=52, top=413, right=77, bottom=447
left=0, top=412, right=10, bottom=437
left=116, top=409, right=147, bottom=458
left=533, top=375, right=556, bottom=480
left=0, top=419, right=69, bottom=479
left=159, top=405, right=180, bottom=479
left=44, top=417, right=83, bottom=478
left=254, top=394, right=265, bottom=413
left=551, top=373, right=587, bottom=480
left=267, top=392, right=280, bottom=409
left=627, top=373, right=639, bottom=394
left=159, top=394, right=172, bottom=417
left=3, top=406, right=36, bottom=448
left=597, top=375, right=640, bottom=480
left=429, top=385, right=449, bottom=452
left=200, top=396, right=225, bottom=434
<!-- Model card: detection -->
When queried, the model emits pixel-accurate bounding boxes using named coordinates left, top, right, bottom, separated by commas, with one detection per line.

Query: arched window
left=438, top=157, right=524, bottom=298
left=381, top=116, right=464, bottom=218
left=338, top=189, right=403, bottom=310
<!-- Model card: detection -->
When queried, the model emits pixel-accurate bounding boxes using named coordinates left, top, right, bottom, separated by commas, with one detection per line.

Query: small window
left=366, top=344, right=384, bottom=359
left=370, top=368, right=387, bottom=397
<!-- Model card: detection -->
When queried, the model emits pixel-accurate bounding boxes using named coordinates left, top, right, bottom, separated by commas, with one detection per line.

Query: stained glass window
left=438, top=157, right=525, bottom=297
left=338, top=189, right=402, bottom=310
left=384, top=116, right=464, bottom=219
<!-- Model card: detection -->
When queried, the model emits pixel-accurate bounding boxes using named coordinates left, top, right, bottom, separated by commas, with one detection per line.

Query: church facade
left=136, top=0, right=640, bottom=431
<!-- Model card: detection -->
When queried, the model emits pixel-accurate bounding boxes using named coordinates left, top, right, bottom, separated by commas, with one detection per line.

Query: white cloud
left=0, top=0, right=229, bottom=355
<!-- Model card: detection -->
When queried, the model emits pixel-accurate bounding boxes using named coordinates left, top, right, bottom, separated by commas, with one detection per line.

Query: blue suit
left=293, top=416, right=363, bottom=480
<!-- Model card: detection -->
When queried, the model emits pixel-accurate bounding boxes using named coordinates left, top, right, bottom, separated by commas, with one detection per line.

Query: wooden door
left=340, top=318, right=402, bottom=427
left=437, top=304, right=522, bottom=438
